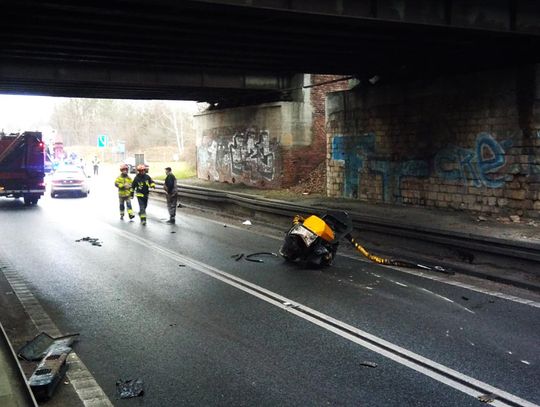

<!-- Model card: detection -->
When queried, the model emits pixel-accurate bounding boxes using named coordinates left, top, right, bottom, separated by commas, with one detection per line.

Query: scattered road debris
left=246, top=252, right=278, bottom=263
left=116, top=378, right=145, bottom=399
left=461, top=296, right=469, bottom=301
left=242, top=220, right=252, bottom=226
left=75, top=237, right=102, bottom=247
left=360, top=361, right=378, bottom=368
left=18, top=332, right=79, bottom=361
left=231, top=253, right=244, bottom=261
left=510, top=215, right=521, bottom=223
left=478, top=393, right=497, bottom=403
left=171, top=231, right=176, bottom=234
left=178, top=264, right=185, bottom=267
left=476, top=216, right=487, bottom=222
left=28, top=348, right=70, bottom=401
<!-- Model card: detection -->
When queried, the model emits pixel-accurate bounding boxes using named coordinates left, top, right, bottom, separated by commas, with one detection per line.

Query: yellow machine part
left=303, top=215, right=335, bottom=242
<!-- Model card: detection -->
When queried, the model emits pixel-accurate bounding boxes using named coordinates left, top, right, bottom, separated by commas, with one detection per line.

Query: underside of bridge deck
left=0, top=0, right=538, bottom=103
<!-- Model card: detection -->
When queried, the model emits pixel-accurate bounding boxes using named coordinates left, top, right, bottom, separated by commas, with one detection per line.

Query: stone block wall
left=196, top=74, right=349, bottom=188
left=327, top=65, right=540, bottom=218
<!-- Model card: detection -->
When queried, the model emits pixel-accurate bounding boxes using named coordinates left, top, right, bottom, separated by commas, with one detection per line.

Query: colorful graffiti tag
left=197, top=129, right=279, bottom=185
left=434, top=133, right=512, bottom=188
left=331, top=132, right=512, bottom=202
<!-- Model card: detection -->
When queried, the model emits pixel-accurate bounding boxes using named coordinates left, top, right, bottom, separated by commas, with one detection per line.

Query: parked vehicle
left=0, top=131, right=46, bottom=205
left=280, top=211, right=353, bottom=267
left=50, top=165, right=90, bottom=198
left=123, top=156, right=148, bottom=174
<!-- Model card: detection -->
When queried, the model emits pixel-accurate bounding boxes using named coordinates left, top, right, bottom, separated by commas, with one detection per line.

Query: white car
left=50, top=166, right=90, bottom=198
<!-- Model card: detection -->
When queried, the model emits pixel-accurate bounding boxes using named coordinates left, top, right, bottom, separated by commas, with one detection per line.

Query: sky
left=0, top=94, right=200, bottom=138
left=0, top=95, right=59, bottom=134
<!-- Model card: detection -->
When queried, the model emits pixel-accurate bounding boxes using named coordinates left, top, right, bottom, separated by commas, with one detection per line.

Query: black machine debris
left=280, top=212, right=352, bottom=267
left=280, top=211, right=451, bottom=273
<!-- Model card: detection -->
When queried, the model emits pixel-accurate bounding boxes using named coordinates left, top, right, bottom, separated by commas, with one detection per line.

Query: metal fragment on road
left=75, top=237, right=103, bottom=246
left=116, top=378, right=144, bottom=399
left=18, top=332, right=79, bottom=361
left=478, top=393, right=497, bottom=403
left=29, top=348, right=70, bottom=401
left=360, top=361, right=378, bottom=368
left=245, top=252, right=278, bottom=263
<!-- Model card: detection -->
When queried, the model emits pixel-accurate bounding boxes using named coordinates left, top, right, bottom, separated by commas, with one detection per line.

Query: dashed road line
left=178, top=210, right=540, bottom=308
left=109, top=225, right=539, bottom=407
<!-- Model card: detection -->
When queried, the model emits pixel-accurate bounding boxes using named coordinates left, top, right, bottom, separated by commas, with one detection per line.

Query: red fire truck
left=0, top=131, right=46, bottom=205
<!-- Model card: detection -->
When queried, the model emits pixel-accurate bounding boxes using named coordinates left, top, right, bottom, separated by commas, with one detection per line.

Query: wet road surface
left=0, top=170, right=539, bottom=406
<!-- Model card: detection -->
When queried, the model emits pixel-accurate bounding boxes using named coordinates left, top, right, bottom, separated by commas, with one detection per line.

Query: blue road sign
left=97, top=134, right=108, bottom=148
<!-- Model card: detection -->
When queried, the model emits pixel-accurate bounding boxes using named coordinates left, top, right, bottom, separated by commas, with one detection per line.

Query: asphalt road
left=0, top=169, right=539, bottom=406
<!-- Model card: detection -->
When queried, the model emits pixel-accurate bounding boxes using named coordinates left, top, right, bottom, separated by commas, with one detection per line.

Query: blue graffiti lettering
left=331, top=134, right=375, bottom=198
left=476, top=133, right=506, bottom=188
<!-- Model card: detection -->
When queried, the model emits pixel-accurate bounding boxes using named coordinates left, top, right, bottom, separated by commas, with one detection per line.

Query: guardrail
left=151, top=181, right=540, bottom=265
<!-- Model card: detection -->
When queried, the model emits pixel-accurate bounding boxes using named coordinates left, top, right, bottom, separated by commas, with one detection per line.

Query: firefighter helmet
left=120, top=163, right=129, bottom=171
left=136, top=164, right=146, bottom=172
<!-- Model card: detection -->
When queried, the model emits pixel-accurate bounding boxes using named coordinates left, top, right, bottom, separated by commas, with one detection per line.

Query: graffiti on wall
left=331, top=132, right=512, bottom=201
left=434, top=133, right=512, bottom=188
left=197, top=129, right=279, bottom=186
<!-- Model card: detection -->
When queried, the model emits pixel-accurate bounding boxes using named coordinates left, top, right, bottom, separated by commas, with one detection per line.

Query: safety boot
left=120, top=215, right=124, bottom=220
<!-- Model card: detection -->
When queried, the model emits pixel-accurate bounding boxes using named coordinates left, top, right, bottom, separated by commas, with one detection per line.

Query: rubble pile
left=290, top=162, right=326, bottom=195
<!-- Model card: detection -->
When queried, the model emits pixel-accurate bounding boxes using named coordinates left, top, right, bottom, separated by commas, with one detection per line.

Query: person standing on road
left=132, top=164, right=155, bottom=225
left=163, top=167, right=178, bottom=224
left=114, top=164, right=135, bottom=221
left=92, top=156, right=100, bottom=175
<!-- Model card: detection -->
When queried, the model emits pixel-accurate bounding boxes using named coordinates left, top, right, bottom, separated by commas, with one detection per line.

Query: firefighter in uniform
left=132, top=164, right=155, bottom=225
left=114, top=164, right=135, bottom=220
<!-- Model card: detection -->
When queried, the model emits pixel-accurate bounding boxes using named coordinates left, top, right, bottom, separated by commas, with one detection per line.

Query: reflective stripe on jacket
left=115, top=175, right=133, bottom=197
left=132, top=173, right=155, bottom=197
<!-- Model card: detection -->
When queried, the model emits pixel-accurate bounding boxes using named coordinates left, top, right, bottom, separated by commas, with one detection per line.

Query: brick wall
left=327, top=66, right=540, bottom=218
left=281, top=74, right=349, bottom=187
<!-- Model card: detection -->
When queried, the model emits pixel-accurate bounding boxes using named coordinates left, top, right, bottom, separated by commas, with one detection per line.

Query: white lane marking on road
left=340, top=253, right=540, bottom=308
left=179, top=211, right=540, bottom=309
left=419, top=287, right=477, bottom=314
left=108, top=225, right=539, bottom=407
left=0, top=258, right=113, bottom=407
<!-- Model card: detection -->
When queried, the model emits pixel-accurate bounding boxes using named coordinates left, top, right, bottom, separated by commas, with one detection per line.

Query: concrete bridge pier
left=194, top=74, right=349, bottom=189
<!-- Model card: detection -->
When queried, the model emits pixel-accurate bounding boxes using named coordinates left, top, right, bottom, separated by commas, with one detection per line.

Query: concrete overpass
left=0, top=0, right=538, bottom=104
